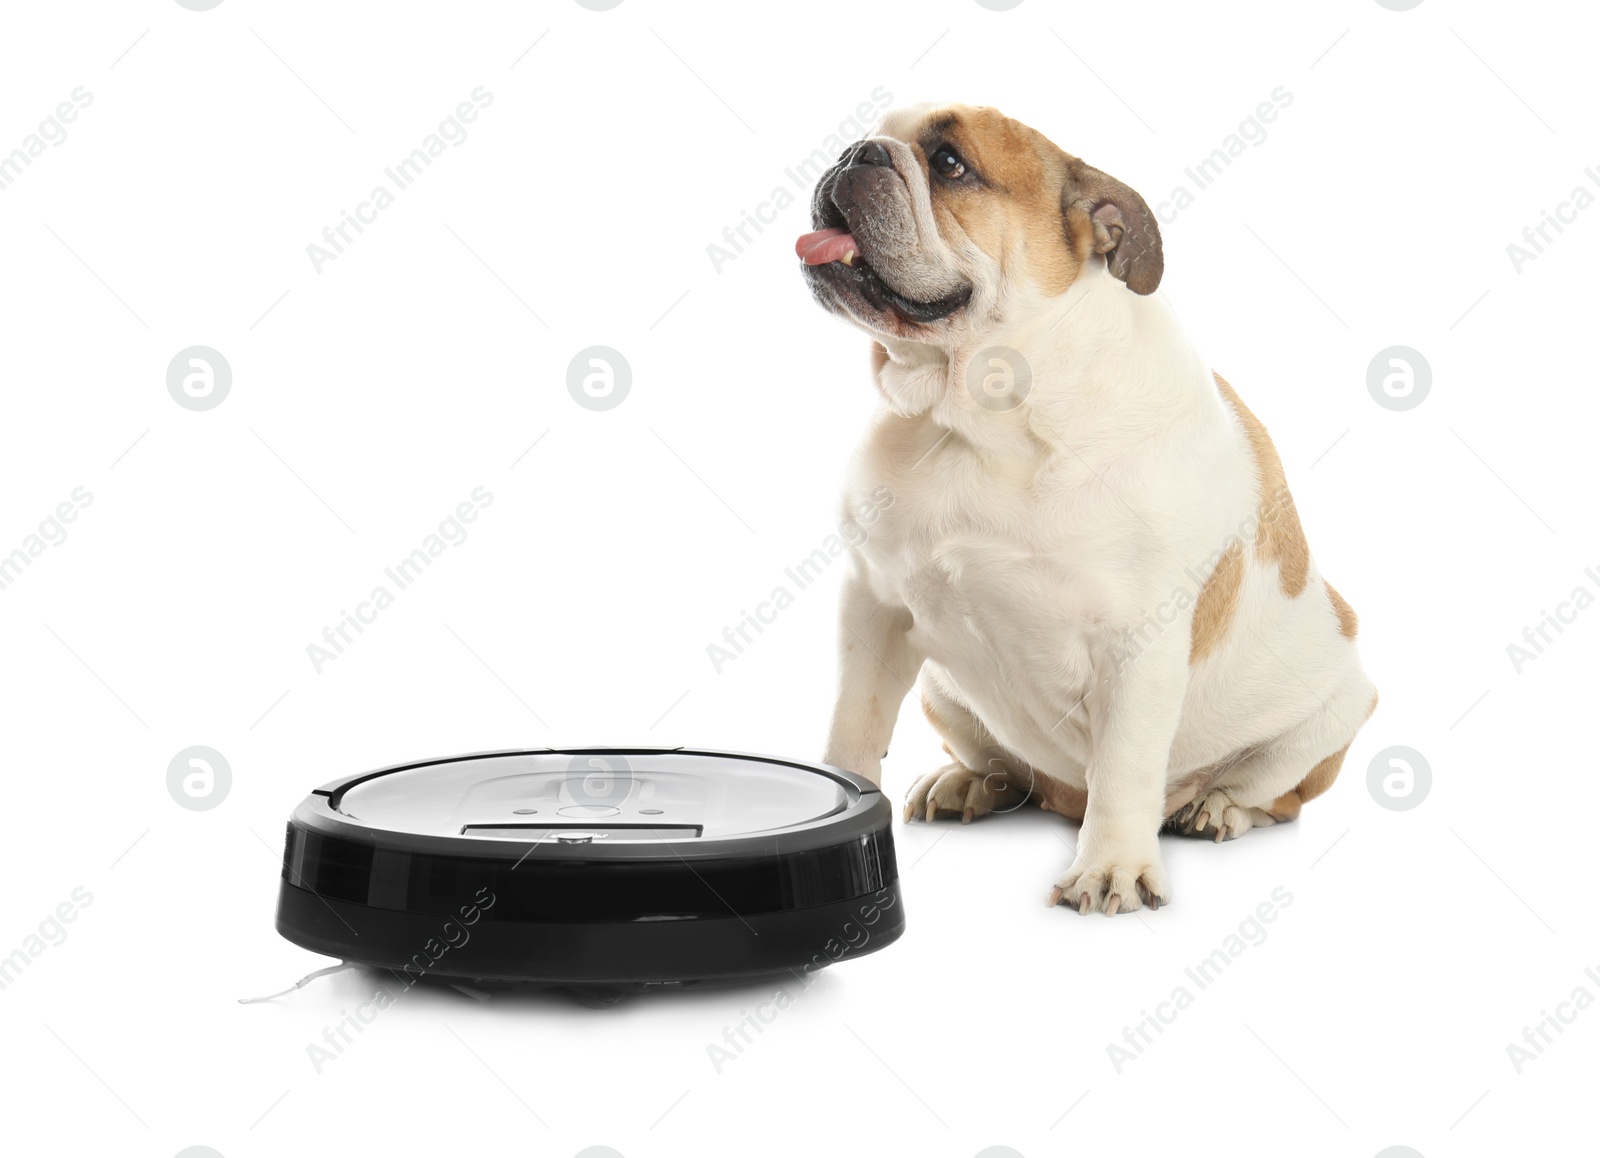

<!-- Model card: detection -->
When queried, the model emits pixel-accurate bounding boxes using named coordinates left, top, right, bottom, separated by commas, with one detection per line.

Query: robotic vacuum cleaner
left=274, top=748, right=904, bottom=991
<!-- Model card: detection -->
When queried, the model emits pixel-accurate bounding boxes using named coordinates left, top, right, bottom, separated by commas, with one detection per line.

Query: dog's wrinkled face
left=799, top=104, right=1162, bottom=343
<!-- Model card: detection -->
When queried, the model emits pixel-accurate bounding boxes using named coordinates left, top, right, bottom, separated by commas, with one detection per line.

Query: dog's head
left=798, top=104, right=1161, bottom=344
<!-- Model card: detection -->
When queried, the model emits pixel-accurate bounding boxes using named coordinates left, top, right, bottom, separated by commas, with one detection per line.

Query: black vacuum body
left=275, top=748, right=904, bottom=989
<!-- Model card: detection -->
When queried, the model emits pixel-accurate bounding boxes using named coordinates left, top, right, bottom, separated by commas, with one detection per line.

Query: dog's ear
left=1062, top=158, right=1163, bottom=294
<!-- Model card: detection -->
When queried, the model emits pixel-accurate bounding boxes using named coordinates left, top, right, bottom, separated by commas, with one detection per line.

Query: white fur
left=821, top=237, right=1374, bottom=915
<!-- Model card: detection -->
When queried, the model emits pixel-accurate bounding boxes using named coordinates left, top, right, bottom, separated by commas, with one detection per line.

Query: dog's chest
left=854, top=449, right=1126, bottom=686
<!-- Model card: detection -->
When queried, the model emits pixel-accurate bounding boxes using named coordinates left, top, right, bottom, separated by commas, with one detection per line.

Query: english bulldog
left=799, top=104, right=1376, bottom=915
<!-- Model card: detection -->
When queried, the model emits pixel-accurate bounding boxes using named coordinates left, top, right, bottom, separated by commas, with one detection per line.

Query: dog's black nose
left=848, top=140, right=894, bottom=169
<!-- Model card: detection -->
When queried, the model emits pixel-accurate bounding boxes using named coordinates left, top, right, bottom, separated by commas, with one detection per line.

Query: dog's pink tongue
left=796, top=227, right=858, bottom=266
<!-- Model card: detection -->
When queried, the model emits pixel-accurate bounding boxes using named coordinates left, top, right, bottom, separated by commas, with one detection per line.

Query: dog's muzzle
left=798, top=143, right=972, bottom=325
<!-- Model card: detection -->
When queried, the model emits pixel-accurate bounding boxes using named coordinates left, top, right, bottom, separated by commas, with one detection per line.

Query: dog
left=799, top=104, right=1376, bottom=915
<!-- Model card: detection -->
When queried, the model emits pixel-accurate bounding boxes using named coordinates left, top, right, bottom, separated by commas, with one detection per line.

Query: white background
left=1, top=1, right=1596, bottom=1156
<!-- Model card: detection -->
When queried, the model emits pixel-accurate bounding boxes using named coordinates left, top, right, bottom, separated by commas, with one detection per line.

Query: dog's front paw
left=1048, top=848, right=1169, bottom=916
left=903, top=761, right=1026, bottom=824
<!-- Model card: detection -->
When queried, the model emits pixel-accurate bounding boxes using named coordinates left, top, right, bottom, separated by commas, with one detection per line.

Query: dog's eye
left=931, top=147, right=967, bottom=181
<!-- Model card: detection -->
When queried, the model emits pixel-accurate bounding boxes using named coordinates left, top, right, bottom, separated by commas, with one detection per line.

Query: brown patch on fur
left=1213, top=372, right=1310, bottom=598
left=913, top=106, right=1081, bottom=296
left=1189, top=539, right=1245, bottom=664
left=1326, top=580, right=1358, bottom=639
left=1264, top=791, right=1303, bottom=823
left=876, top=104, right=1163, bottom=297
left=1268, top=701, right=1373, bottom=820
left=1292, top=744, right=1350, bottom=806
left=1033, top=772, right=1087, bottom=821
left=1262, top=744, right=1351, bottom=820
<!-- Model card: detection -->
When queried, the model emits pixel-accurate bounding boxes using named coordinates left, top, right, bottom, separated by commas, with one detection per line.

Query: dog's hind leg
left=1170, top=675, right=1377, bottom=841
